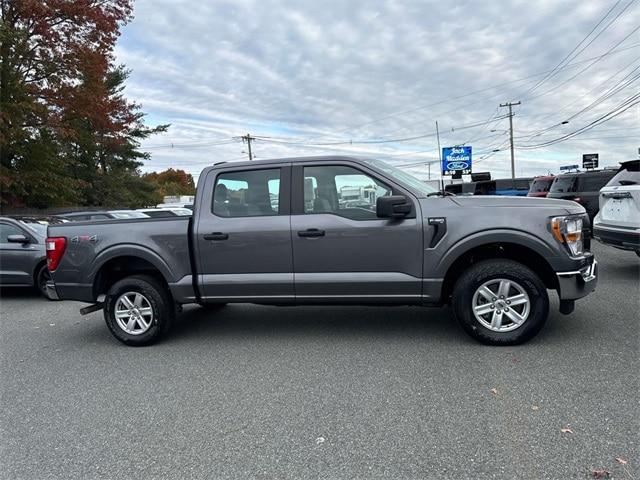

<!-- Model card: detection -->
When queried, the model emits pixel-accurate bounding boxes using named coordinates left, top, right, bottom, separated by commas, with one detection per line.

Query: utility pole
left=436, top=121, right=444, bottom=192
left=240, top=133, right=254, bottom=160
left=499, top=101, right=521, bottom=179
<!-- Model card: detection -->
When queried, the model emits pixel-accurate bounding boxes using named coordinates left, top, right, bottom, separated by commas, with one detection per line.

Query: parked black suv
left=547, top=170, right=617, bottom=222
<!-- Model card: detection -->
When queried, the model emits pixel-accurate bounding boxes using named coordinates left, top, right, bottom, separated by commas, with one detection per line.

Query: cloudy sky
left=115, top=0, right=639, bottom=182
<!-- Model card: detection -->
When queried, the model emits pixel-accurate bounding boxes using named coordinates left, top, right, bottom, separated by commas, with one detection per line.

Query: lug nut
left=500, top=295, right=505, bottom=299
left=497, top=310, right=502, bottom=314
left=492, top=297, right=497, bottom=302
left=490, top=304, right=495, bottom=309
left=505, top=307, right=509, bottom=312
left=506, top=300, right=511, bottom=305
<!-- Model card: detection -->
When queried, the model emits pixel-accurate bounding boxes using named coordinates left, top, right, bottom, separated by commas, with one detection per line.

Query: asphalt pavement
left=1, top=242, right=638, bottom=479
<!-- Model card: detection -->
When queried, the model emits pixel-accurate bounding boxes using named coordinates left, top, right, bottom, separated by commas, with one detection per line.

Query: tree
left=143, top=168, right=196, bottom=198
left=0, top=0, right=166, bottom=208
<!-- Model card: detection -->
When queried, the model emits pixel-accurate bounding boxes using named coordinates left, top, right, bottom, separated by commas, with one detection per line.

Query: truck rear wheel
left=104, top=275, right=174, bottom=346
left=452, top=259, right=549, bottom=345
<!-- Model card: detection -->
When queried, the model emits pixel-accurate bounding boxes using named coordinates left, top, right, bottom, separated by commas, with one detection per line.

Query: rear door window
left=213, top=168, right=281, bottom=217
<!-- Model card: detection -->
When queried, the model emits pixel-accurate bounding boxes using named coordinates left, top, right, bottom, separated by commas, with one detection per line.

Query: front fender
left=434, top=228, right=563, bottom=277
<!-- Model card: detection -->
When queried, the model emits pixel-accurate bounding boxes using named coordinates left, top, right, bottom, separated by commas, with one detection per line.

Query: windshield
left=530, top=178, right=553, bottom=192
left=550, top=176, right=577, bottom=193
left=362, top=158, right=438, bottom=196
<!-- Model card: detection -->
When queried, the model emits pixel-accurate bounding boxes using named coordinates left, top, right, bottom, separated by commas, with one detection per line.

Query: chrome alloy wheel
left=114, top=292, right=154, bottom=335
left=471, top=279, right=530, bottom=332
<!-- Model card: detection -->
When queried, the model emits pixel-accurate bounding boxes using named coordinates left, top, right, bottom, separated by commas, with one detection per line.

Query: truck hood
left=446, top=195, right=585, bottom=214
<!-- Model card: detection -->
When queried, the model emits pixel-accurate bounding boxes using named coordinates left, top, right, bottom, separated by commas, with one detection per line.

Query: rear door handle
left=297, top=228, right=325, bottom=238
left=203, top=232, right=229, bottom=241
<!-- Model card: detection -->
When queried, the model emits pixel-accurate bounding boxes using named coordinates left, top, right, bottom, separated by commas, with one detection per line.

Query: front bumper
left=593, top=224, right=640, bottom=251
left=555, top=255, right=598, bottom=300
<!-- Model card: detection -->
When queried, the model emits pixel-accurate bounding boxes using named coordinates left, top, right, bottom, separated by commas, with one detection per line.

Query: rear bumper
left=593, top=224, right=640, bottom=251
left=50, top=282, right=95, bottom=302
left=555, top=258, right=598, bottom=300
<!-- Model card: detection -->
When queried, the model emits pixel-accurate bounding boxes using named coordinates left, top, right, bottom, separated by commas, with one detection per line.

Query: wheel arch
left=32, top=258, right=48, bottom=287
left=439, top=230, right=559, bottom=302
left=91, top=246, right=174, bottom=300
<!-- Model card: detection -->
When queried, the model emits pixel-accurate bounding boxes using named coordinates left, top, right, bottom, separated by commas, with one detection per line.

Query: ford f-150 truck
left=46, top=156, right=598, bottom=346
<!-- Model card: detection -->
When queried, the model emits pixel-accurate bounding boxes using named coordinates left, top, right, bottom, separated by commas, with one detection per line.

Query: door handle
left=203, top=232, right=229, bottom=241
left=297, top=228, right=325, bottom=238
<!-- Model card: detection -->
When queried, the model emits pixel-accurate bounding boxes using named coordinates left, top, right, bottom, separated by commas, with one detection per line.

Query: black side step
left=80, top=303, right=104, bottom=315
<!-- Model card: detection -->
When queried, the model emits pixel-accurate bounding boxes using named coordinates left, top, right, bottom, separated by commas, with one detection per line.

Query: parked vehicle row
left=444, top=177, right=533, bottom=196
left=0, top=216, right=63, bottom=299
left=58, top=207, right=192, bottom=221
left=45, top=156, right=597, bottom=347
left=546, top=169, right=617, bottom=222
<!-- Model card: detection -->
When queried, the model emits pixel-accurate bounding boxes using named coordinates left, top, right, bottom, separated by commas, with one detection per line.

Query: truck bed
left=47, top=217, right=195, bottom=303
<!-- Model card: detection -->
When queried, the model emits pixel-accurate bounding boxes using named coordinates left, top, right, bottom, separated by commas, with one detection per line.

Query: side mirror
left=377, top=195, right=412, bottom=219
left=7, top=234, right=29, bottom=244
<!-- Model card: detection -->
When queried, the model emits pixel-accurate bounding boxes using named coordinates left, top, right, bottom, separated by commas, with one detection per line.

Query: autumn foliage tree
left=143, top=168, right=196, bottom=198
left=0, top=0, right=168, bottom=208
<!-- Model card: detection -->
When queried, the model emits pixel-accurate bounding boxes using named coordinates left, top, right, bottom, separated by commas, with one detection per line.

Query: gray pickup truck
left=46, top=156, right=598, bottom=346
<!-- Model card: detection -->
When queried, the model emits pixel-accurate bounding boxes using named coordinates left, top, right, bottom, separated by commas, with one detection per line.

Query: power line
left=291, top=43, right=640, bottom=144
left=141, top=138, right=237, bottom=150
left=523, top=0, right=631, bottom=96
left=517, top=92, right=640, bottom=149
left=524, top=23, right=640, bottom=102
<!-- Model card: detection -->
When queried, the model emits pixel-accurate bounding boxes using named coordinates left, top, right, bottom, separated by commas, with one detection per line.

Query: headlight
left=551, top=216, right=583, bottom=256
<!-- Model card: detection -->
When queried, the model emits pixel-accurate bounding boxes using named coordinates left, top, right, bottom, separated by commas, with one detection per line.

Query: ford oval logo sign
left=447, top=161, right=469, bottom=170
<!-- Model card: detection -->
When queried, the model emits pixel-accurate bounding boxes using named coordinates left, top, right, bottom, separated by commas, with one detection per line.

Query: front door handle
left=297, top=228, right=325, bottom=238
left=203, top=232, right=229, bottom=241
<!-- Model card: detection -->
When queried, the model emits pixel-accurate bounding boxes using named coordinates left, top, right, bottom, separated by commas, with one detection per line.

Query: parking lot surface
left=1, top=243, right=638, bottom=479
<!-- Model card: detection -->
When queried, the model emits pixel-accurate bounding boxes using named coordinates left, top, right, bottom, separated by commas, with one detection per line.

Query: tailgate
left=597, top=185, right=640, bottom=228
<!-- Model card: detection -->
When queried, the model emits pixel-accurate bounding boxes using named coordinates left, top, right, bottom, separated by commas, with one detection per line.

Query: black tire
left=452, top=259, right=549, bottom=346
left=103, top=275, right=174, bottom=346
left=35, top=264, right=56, bottom=301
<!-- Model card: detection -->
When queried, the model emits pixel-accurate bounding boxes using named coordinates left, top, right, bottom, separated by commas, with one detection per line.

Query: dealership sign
left=442, top=146, right=472, bottom=176
left=582, top=153, right=599, bottom=169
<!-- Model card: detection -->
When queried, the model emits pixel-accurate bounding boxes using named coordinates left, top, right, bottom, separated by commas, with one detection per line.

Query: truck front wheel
left=104, top=275, right=174, bottom=346
left=452, top=259, right=549, bottom=345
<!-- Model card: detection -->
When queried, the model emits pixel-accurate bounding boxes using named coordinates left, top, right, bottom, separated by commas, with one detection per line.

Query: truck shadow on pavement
left=167, top=304, right=471, bottom=345
left=0, top=287, right=42, bottom=299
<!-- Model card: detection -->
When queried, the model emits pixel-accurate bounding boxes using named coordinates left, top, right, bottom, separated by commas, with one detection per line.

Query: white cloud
left=116, top=0, right=640, bottom=180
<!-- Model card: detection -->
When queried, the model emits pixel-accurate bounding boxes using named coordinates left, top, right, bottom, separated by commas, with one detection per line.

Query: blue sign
left=442, top=146, right=472, bottom=176
left=560, top=164, right=579, bottom=172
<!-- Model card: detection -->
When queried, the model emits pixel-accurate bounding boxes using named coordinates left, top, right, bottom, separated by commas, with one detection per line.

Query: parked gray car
left=46, top=156, right=598, bottom=346
left=0, top=216, right=63, bottom=299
